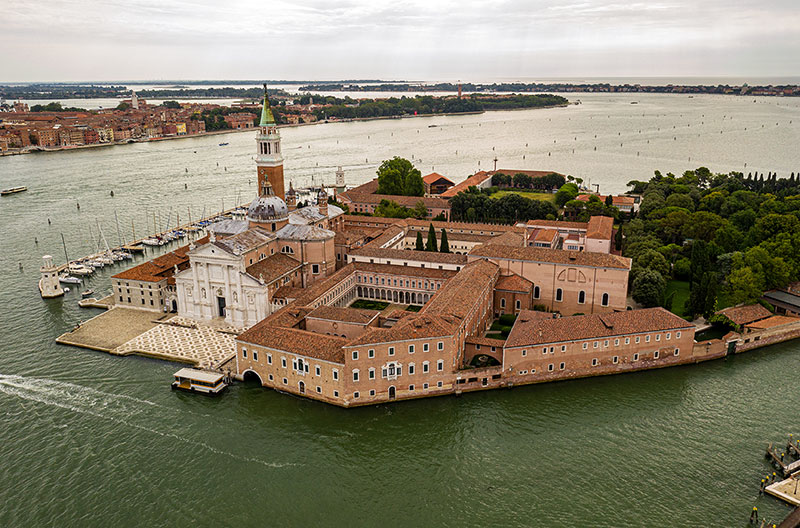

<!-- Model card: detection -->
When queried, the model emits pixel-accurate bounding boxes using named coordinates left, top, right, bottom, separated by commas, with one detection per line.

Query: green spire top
left=259, top=83, right=275, bottom=127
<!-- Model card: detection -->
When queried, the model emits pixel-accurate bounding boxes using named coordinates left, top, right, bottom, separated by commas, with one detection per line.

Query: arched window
left=555, top=288, right=563, bottom=302
left=601, top=293, right=609, bottom=306
left=533, top=286, right=540, bottom=299
left=578, top=290, right=586, bottom=304
left=281, top=246, right=294, bottom=254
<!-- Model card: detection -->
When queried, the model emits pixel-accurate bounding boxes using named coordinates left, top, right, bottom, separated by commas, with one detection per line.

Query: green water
left=1, top=93, right=799, bottom=526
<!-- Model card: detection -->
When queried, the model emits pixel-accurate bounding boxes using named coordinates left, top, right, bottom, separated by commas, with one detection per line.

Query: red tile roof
left=351, top=247, right=469, bottom=265
left=586, top=216, right=614, bottom=240
left=716, top=304, right=772, bottom=326
left=306, top=306, right=380, bottom=325
left=423, top=172, right=454, bottom=185
left=495, top=274, right=533, bottom=292
left=526, top=219, right=588, bottom=230
left=470, top=243, right=631, bottom=269
left=245, top=253, right=301, bottom=284
left=112, top=235, right=209, bottom=283
left=506, top=308, right=693, bottom=348
left=238, top=326, right=348, bottom=363
left=440, top=171, right=492, bottom=197
left=745, top=315, right=799, bottom=330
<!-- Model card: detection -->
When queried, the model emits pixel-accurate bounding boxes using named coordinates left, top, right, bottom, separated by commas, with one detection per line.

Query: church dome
left=248, top=194, right=288, bottom=222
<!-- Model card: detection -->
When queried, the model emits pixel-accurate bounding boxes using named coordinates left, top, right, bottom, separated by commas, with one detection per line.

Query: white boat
left=81, top=289, right=94, bottom=298
left=97, top=257, right=114, bottom=265
left=59, top=275, right=82, bottom=284
left=172, top=368, right=228, bottom=395
left=68, top=265, right=93, bottom=276
left=141, top=237, right=162, bottom=246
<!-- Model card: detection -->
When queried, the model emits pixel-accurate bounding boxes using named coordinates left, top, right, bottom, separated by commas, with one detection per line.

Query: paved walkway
left=113, top=316, right=237, bottom=369
left=57, top=308, right=166, bottom=352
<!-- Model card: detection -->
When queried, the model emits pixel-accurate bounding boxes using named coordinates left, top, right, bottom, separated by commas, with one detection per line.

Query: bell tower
left=255, top=84, right=285, bottom=199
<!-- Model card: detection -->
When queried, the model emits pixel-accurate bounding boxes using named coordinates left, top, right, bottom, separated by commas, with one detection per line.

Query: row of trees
left=490, top=172, right=565, bottom=190
left=450, top=187, right=558, bottom=223
left=622, top=168, right=800, bottom=317
left=414, top=224, right=450, bottom=253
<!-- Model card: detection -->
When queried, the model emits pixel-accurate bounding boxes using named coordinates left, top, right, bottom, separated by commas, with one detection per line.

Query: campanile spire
left=255, top=83, right=285, bottom=199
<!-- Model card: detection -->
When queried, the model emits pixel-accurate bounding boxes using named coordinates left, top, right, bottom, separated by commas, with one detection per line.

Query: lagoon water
left=1, top=93, right=800, bottom=526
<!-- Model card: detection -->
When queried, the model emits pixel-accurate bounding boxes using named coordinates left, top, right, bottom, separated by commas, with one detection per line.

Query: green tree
left=632, top=269, right=666, bottom=308
left=163, top=100, right=181, bottom=109
left=666, top=193, right=695, bottom=211
left=412, top=200, right=428, bottom=219
left=439, top=229, right=450, bottom=253
left=415, top=231, right=424, bottom=251
left=725, top=267, right=763, bottom=305
left=376, top=157, right=423, bottom=196
left=513, top=173, right=533, bottom=188
left=116, top=102, right=130, bottom=111
left=673, top=258, right=691, bottom=280
left=555, top=183, right=579, bottom=207
left=425, top=223, right=438, bottom=252
left=635, top=249, right=670, bottom=278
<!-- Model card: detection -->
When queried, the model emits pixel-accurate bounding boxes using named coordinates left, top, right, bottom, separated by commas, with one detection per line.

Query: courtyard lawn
left=350, top=299, right=390, bottom=310
left=490, top=190, right=556, bottom=202
left=665, top=280, right=690, bottom=317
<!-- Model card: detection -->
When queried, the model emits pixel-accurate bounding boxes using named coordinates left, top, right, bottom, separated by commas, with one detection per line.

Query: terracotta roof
left=440, top=171, right=492, bottom=197
left=338, top=179, right=451, bottom=209
left=526, top=219, right=588, bottom=230
left=245, top=253, right=301, bottom=284
left=586, top=216, right=614, bottom=240
left=350, top=247, right=469, bottom=265
left=354, top=261, right=457, bottom=279
left=534, top=229, right=559, bottom=243
left=306, top=306, right=380, bottom=325
left=495, top=274, right=533, bottom=292
left=112, top=235, right=209, bottom=283
left=716, top=304, right=772, bottom=326
left=745, top=315, right=800, bottom=330
left=344, top=314, right=458, bottom=346
left=491, top=231, right=525, bottom=247
left=469, top=244, right=631, bottom=269
left=273, top=285, right=304, bottom=300
left=505, top=308, right=693, bottom=348
left=422, top=259, right=499, bottom=322
left=423, top=172, right=454, bottom=185
left=465, top=336, right=507, bottom=347
left=238, top=326, right=347, bottom=364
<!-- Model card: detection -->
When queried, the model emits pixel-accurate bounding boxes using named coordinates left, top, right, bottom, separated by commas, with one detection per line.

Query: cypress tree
left=439, top=229, right=450, bottom=253
left=415, top=231, right=424, bottom=251
left=425, top=223, right=438, bottom=252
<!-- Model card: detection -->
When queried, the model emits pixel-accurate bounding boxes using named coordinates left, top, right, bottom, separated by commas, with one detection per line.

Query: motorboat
left=142, top=237, right=162, bottom=246
left=81, top=289, right=94, bottom=298
left=68, top=264, right=93, bottom=276
left=1, top=186, right=27, bottom=196
left=59, top=275, right=82, bottom=284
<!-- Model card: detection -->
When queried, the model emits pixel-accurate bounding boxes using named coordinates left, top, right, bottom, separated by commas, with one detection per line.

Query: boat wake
left=0, top=374, right=296, bottom=469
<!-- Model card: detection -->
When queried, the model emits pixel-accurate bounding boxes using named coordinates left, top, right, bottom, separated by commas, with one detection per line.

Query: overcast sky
left=2, top=0, right=798, bottom=82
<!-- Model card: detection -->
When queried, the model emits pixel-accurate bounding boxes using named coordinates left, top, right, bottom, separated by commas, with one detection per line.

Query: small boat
left=63, top=287, right=70, bottom=293
left=428, top=125, right=438, bottom=128
left=630, top=101, right=638, bottom=104
left=141, top=237, right=162, bottom=246
left=172, top=368, right=228, bottom=395
left=1, top=186, right=27, bottom=196
left=218, top=142, right=229, bottom=147
left=68, top=265, right=93, bottom=276
left=81, top=289, right=94, bottom=298
left=59, top=275, right=82, bottom=284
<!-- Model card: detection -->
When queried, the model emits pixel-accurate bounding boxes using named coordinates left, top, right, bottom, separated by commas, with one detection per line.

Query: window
left=312, top=264, right=320, bottom=274
left=437, top=342, right=443, bottom=351
left=593, top=341, right=599, bottom=349
left=409, top=385, right=415, bottom=391
left=542, top=347, right=547, bottom=355
left=582, top=342, right=588, bottom=350
left=282, top=378, right=288, bottom=385
left=645, top=335, right=650, bottom=343
left=561, top=345, right=566, bottom=352
left=423, top=343, right=429, bottom=352
left=437, top=360, right=444, bottom=371
left=549, top=347, right=554, bottom=354
left=352, top=370, right=359, bottom=382
left=601, top=293, right=609, bottom=306
left=592, top=358, right=598, bottom=366
left=423, top=383, right=429, bottom=390
left=354, top=391, right=359, bottom=399
left=578, top=290, right=586, bottom=304
left=500, top=298, right=506, bottom=308
left=614, top=339, right=620, bottom=346
left=409, top=363, right=415, bottom=375
left=635, top=336, right=640, bottom=344
left=676, top=331, right=682, bottom=339
left=368, top=349, right=375, bottom=359
left=352, top=350, right=358, bottom=360
left=437, top=381, right=443, bottom=388
left=559, top=362, right=565, bottom=370
left=315, top=386, right=321, bottom=394
left=633, top=353, right=639, bottom=361
left=388, top=347, right=395, bottom=356
left=423, top=361, right=430, bottom=373
left=555, top=288, right=563, bottom=302
left=515, top=300, right=521, bottom=310
left=674, top=348, right=680, bottom=356
left=369, top=368, right=375, bottom=380
left=369, top=389, right=375, bottom=396
left=334, top=390, right=339, bottom=397
left=656, top=334, right=661, bottom=342
left=548, top=363, right=554, bottom=372
left=534, top=286, right=540, bottom=299
left=408, top=344, right=415, bottom=354
left=666, top=333, right=671, bottom=340
left=267, top=353, right=272, bottom=365
left=522, top=349, right=527, bottom=357
left=612, top=356, right=619, bottom=364
left=603, top=340, right=609, bottom=348
left=624, top=337, right=630, bottom=345
left=268, top=374, right=273, bottom=381
left=333, top=369, right=338, bottom=380
left=253, top=351, right=258, bottom=361
left=242, top=348, right=247, bottom=359
left=281, top=357, right=287, bottom=368
left=654, top=351, right=660, bottom=359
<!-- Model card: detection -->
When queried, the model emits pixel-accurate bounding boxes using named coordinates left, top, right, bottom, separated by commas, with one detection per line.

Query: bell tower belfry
left=255, top=84, right=285, bottom=199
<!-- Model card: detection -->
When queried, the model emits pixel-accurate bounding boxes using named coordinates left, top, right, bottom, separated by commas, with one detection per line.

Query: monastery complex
left=101, top=87, right=800, bottom=407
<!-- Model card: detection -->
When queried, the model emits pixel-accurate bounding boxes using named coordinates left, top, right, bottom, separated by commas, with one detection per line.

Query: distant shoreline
left=0, top=104, right=567, bottom=157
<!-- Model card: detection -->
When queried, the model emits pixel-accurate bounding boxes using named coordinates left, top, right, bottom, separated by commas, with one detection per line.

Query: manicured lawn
left=490, top=190, right=556, bottom=202
left=405, top=305, right=422, bottom=312
left=350, top=299, right=389, bottom=310
left=665, top=280, right=690, bottom=317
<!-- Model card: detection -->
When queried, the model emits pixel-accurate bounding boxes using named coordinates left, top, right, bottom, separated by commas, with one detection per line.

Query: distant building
left=422, top=172, right=454, bottom=196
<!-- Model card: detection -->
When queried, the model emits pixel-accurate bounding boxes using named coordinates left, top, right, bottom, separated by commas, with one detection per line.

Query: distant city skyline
left=2, top=0, right=798, bottom=82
